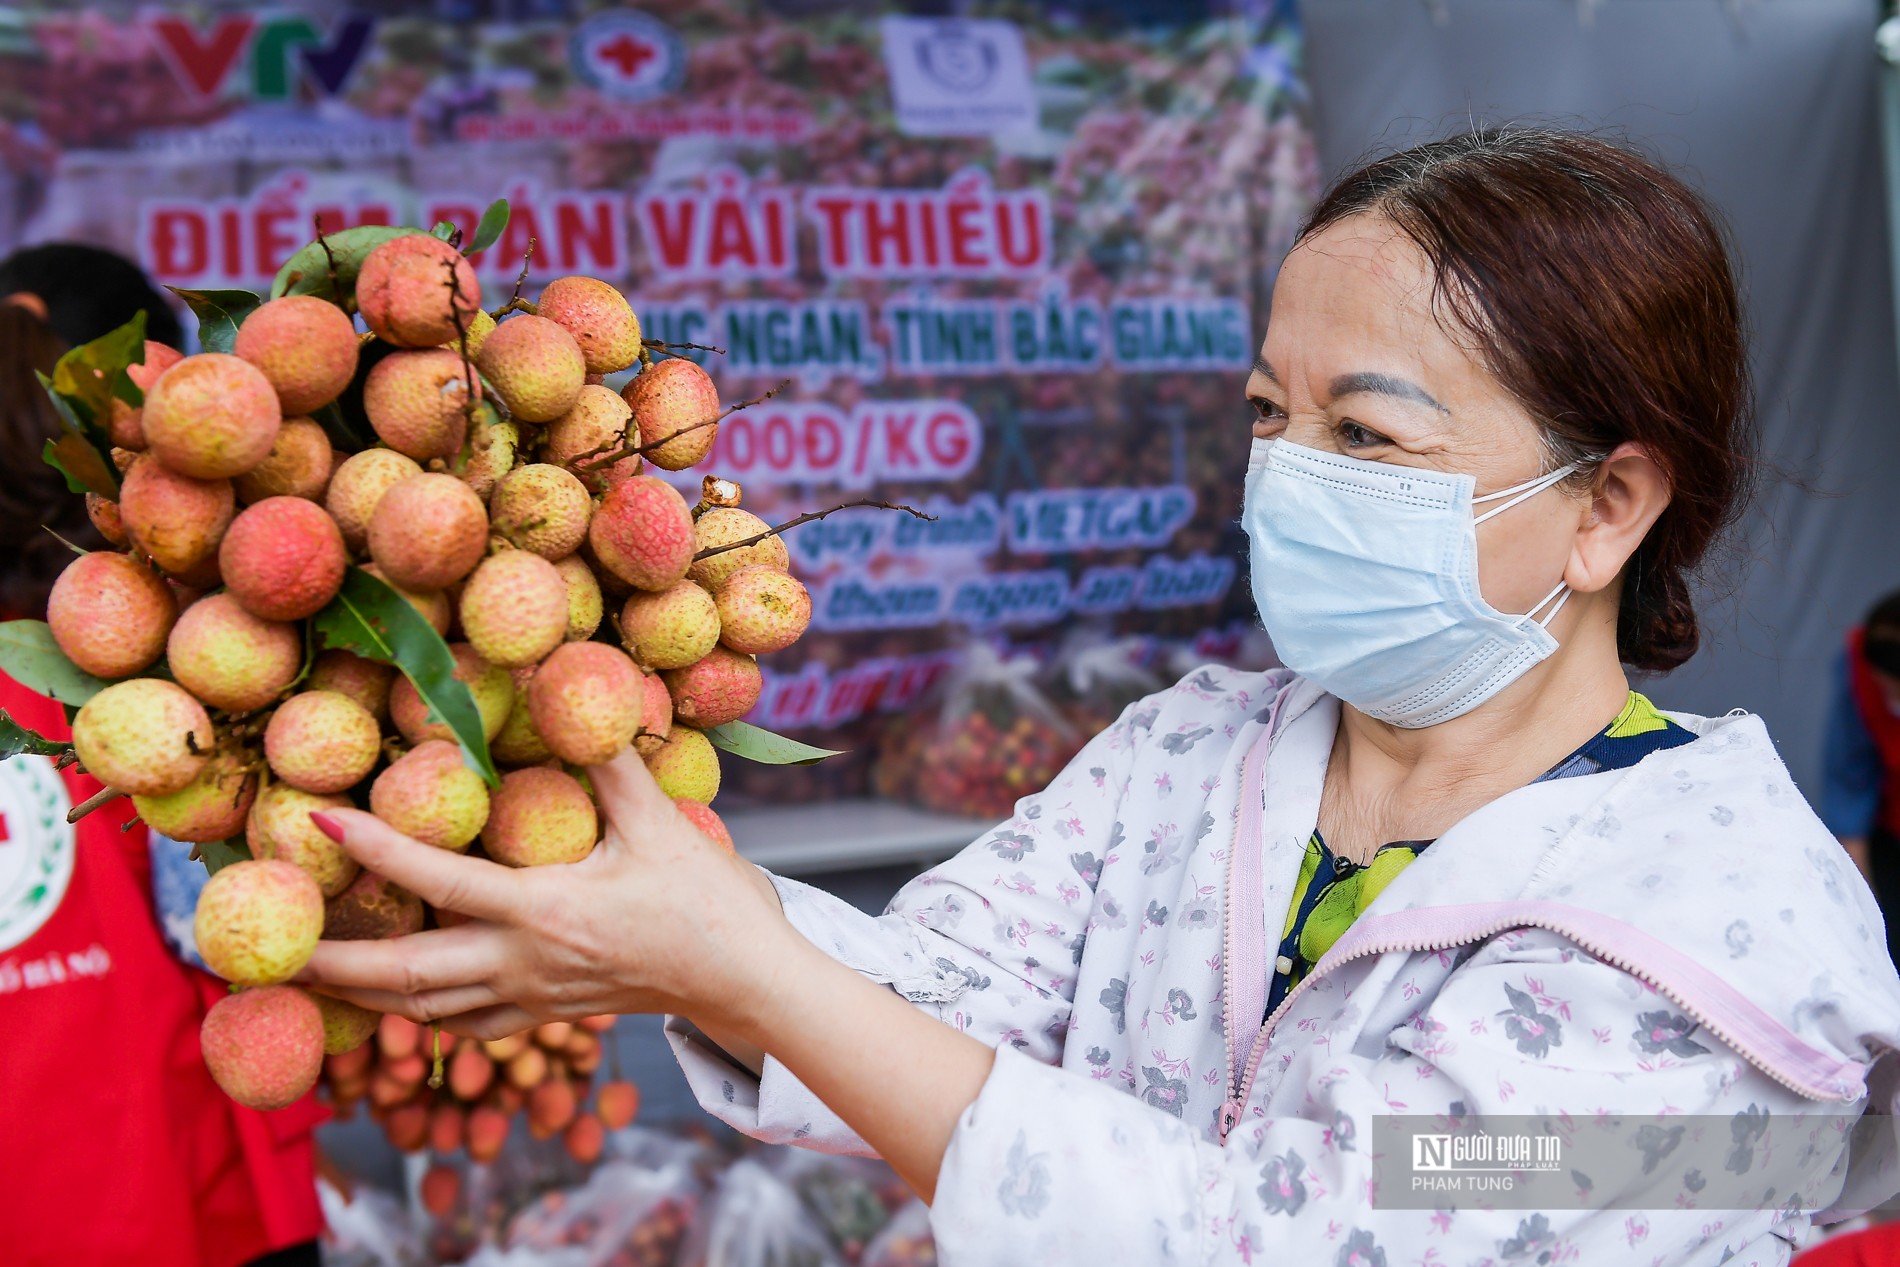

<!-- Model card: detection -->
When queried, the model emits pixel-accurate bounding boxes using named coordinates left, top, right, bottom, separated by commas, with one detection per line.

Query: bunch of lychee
left=324, top=1010, right=639, bottom=1201
left=38, top=228, right=810, bottom=1122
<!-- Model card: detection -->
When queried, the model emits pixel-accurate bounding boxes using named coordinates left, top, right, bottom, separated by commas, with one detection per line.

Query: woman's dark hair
left=1297, top=127, right=1755, bottom=673
left=0, top=244, right=182, bottom=617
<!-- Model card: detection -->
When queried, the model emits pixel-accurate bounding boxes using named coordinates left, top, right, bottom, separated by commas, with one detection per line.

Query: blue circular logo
left=570, top=10, right=685, bottom=102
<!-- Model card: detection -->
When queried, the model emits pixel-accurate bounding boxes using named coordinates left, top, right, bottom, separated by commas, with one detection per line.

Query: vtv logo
left=150, top=13, right=376, bottom=101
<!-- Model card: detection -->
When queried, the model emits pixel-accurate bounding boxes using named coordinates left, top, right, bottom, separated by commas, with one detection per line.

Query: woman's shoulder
left=1121, top=664, right=1297, bottom=737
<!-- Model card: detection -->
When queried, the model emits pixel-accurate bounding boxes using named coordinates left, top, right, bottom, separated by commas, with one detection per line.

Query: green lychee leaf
left=167, top=286, right=261, bottom=355
left=704, top=720, right=843, bottom=766
left=0, top=621, right=110, bottom=707
left=0, top=709, right=70, bottom=762
left=467, top=199, right=510, bottom=257
left=272, top=224, right=426, bottom=304
left=34, top=311, right=146, bottom=498
left=198, top=837, right=252, bottom=877
left=50, top=308, right=148, bottom=418
left=431, top=220, right=459, bottom=243
left=41, top=431, right=118, bottom=499
left=312, top=568, right=500, bottom=788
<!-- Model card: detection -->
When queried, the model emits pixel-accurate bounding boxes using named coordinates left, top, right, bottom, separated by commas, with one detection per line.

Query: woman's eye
left=1339, top=420, right=1388, bottom=449
left=1250, top=397, right=1287, bottom=422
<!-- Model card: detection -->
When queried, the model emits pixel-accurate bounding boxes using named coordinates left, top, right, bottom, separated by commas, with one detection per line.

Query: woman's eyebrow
left=1251, top=356, right=1277, bottom=383
left=1329, top=371, right=1449, bottom=413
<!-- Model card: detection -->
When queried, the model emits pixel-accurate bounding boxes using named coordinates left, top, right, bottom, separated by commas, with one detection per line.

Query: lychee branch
left=66, top=784, right=125, bottom=824
left=642, top=338, right=728, bottom=357
left=442, top=259, right=481, bottom=440
left=312, top=216, right=341, bottom=300
left=488, top=238, right=539, bottom=320
left=693, top=499, right=939, bottom=563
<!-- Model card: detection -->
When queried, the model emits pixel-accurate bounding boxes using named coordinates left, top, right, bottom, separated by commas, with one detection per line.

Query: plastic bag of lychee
left=0, top=203, right=879, bottom=1150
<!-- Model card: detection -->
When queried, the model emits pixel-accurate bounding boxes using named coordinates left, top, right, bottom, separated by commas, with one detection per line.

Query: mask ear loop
left=1525, top=579, right=1571, bottom=629
left=1472, top=463, right=1579, bottom=526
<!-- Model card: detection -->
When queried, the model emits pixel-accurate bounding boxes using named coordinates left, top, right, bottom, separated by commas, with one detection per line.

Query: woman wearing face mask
left=304, top=130, right=1900, bottom=1262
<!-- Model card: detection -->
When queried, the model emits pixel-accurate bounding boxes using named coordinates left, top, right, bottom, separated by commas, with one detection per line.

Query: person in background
left=1822, top=590, right=1900, bottom=968
left=0, top=244, right=324, bottom=1267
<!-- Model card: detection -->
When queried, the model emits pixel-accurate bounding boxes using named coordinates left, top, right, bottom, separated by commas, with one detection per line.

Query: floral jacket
left=668, top=668, right=1900, bottom=1266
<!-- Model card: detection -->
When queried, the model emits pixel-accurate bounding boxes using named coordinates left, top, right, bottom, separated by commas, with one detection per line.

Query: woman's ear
left=1566, top=441, right=1670, bottom=595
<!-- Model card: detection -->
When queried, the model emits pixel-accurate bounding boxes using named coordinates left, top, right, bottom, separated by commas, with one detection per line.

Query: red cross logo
left=596, top=33, right=657, bottom=80
left=0, top=812, right=9, bottom=844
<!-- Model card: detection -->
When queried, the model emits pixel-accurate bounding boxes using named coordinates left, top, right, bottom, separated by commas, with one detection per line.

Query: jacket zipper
left=1217, top=911, right=1853, bottom=1146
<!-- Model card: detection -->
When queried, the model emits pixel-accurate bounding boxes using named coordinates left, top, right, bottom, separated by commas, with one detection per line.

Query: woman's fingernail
left=309, top=811, right=345, bottom=841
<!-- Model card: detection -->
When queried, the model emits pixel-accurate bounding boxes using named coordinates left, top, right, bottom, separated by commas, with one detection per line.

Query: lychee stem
left=428, top=1025, right=444, bottom=1089
left=65, top=785, right=125, bottom=824
left=693, top=499, right=938, bottom=563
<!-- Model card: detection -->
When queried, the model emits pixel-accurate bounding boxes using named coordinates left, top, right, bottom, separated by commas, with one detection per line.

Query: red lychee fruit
left=142, top=352, right=282, bottom=479
left=306, top=650, right=396, bottom=723
left=542, top=384, right=640, bottom=491
left=106, top=340, right=185, bottom=450
left=119, top=455, right=234, bottom=575
left=642, top=726, right=720, bottom=803
left=564, top=1112, right=606, bottom=1164
left=264, top=690, right=381, bottom=794
left=193, top=859, right=324, bottom=986
left=621, top=357, right=719, bottom=471
left=537, top=275, right=642, bottom=375
left=46, top=551, right=175, bottom=678
left=476, top=313, right=585, bottom=423
left=663, top=647, right=761, bottom=728
left=234, top=417, right=335, bottom=504
left=488, top=463, right=592, bottom=560
left=586, top=476, right=695, bottom=592
left=367, top=473, right=489, bottom=591
left=714, top=565, right=811, bottom=656
left=356, top=234, right=481, bottom=348
left=619, top=581, right=719, bottom=670
left=481, top=766, right=597, bottom=867
left=200, top=985, right=324, bottom=1110
left=595, top=1079, right=640, bottom=1130
left=218, top=495, right=347, bottom=621
left=70, top=677, right=211, bottom=796
left=233, top=294, right=359, bottom=414
left=554, top=554, right=603, bottom=642
left=527, top=642, right=644, bottom=765
left=458, top=550, right=569, bottom=669
left=369, top=739, right=490, bottom=852
left=166, top=592, right=301, bottom=712
left=363, top=349, right=479, bottom=461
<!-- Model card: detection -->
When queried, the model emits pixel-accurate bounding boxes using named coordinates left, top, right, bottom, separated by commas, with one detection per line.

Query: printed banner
left=0, top=1, right=1314, bottom=803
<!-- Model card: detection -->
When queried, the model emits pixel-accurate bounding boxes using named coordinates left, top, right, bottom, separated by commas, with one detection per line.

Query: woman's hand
left=303, top=743, right=999, bottom=1203
left=299, top=746, right=797, bottom=1041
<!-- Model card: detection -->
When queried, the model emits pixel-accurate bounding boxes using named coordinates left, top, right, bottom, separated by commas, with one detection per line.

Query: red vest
left=0, top=673, right=324, bottom=1267
left=1846, top=628, right=1900, bottom=838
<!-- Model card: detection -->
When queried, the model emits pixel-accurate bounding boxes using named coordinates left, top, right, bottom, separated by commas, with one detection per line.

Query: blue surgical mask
left=1243, top=437, right=1582, bottom=728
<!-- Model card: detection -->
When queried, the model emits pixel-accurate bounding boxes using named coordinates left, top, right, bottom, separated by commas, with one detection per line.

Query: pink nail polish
left=309, top=811, right=344, bottom=842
